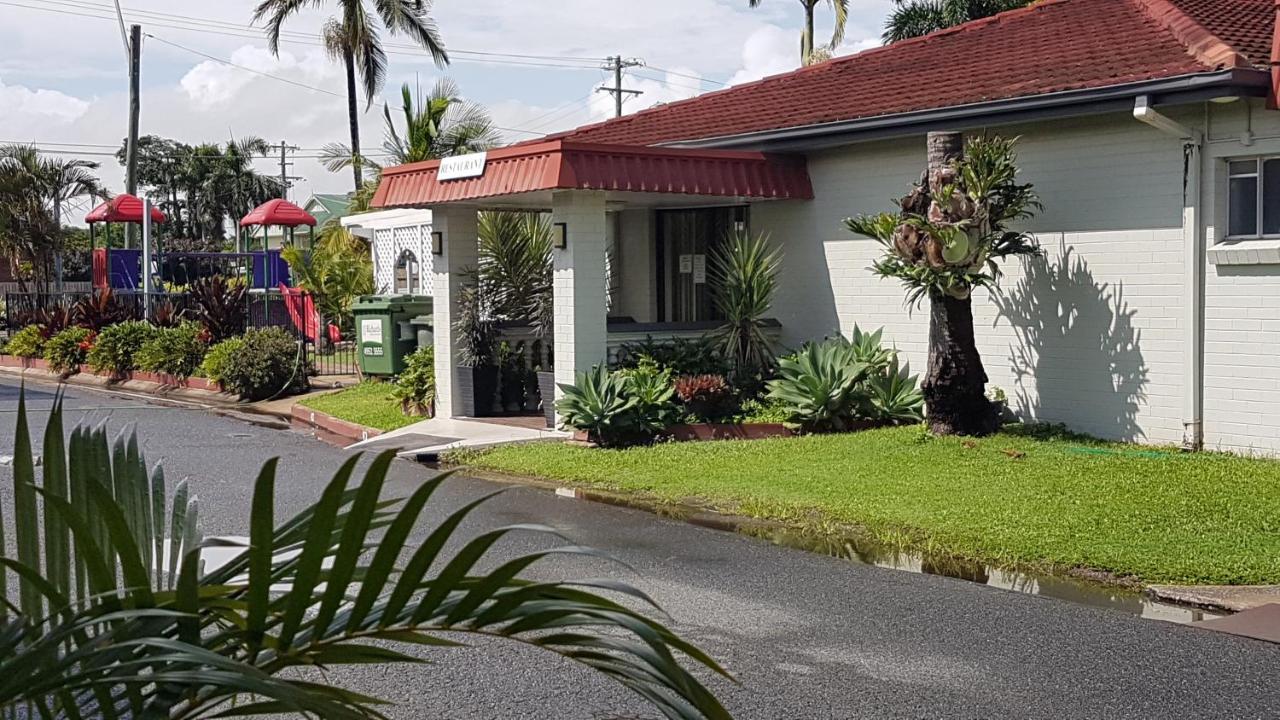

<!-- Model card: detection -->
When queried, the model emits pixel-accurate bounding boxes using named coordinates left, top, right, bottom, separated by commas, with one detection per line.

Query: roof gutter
left=668, top=69, right=1267, bottom=152
left=1133, top=95, right=1205, bottom=452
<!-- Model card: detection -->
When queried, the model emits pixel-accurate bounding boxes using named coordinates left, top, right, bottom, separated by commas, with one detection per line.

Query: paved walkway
left=349, top=415, right=566, bottom=456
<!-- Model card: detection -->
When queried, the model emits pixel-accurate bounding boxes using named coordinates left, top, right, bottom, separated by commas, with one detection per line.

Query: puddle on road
left=741, top=526, right=1225, bottom=625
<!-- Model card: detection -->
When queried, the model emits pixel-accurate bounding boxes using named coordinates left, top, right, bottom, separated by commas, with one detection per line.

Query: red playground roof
left=240, top=199, right=317, bottom=228
left=85, top=194, right=167, bottom=224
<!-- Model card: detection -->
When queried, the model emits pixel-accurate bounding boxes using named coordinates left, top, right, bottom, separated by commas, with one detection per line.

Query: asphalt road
left=1, top=378, right=1278, bottom=719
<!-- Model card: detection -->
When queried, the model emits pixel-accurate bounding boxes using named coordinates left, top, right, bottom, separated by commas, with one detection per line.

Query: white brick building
left=369, top=0, right=1280, bottom=454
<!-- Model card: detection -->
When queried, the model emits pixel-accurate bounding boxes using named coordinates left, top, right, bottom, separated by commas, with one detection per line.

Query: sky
left=0, top=0, right=896, bottom=222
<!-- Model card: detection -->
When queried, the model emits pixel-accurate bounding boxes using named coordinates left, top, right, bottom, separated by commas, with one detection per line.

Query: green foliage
left=617, top=360, right=679, bottom=434
left=282, top=229, right=374, bottom=331
left=87, top=320, right=157, bottom=375
left=861, top=356, right=925, bottom=423
left=42, top=325, right=92, bottom=374
left=883, top=0, right=1033, bottom=43
left=845, top=135, right=1040, bottom=305
left=556, top=365, right=643, bottom=447
left=0, top=390, right=732, bottom=718
left=617, top=335, right=729, bottom=377
left=199, top=335, right=246, bottom=386
left=6, top=325, right=45, bottom=358
left=476, top=210, right=554, bottom=335
left=454, top=284, right=498, bottom=367
left=767, top=339, right=870, bottom=433
left=392, top=345, right=436, bottom=416
left=710, top=229, right=781, bottom=382
left=136, top=321, right=207, bottom=379
left=735, top=396, right=791, bottom=424
left=189, top=275, right=248, bottom=341
left=219, top=326, right=306, bottom=400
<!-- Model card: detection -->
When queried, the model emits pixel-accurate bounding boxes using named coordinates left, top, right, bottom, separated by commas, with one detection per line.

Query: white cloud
left=728, top=25, right=800, bottom=86
left=0, top=77, right=90, bottom=125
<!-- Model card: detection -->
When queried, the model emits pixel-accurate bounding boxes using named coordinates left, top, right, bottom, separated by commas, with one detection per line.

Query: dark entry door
left=656, top=206, right=747, bottom=323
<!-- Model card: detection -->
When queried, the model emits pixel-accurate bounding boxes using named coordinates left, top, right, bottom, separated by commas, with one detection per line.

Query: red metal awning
left=372, top=140, right=813, bottom=208
left=240, top=198, right=317, bottom=228
left=85, top=194, right=166, bottom=224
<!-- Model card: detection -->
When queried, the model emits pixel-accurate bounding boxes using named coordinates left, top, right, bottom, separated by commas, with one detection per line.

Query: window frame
left=1226, top=156, right=1280, bottom=240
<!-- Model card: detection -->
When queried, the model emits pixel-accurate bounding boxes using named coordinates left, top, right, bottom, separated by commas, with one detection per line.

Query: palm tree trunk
left=802, top=1, right=815, bottom=64
left=921, top=131, right=999, bottom=437
left=344, top=50, right=363, bottom=193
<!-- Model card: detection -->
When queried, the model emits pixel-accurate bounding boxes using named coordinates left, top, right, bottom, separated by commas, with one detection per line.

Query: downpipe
left=1133, top=96, right=1205, bottom=451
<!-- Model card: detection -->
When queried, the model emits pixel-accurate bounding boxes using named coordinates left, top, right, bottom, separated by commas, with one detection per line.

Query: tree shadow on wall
left=990, top=245, right=1149, bottom=441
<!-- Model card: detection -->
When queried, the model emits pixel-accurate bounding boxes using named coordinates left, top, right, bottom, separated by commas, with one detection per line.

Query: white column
left=552, top=191, right=609, bottom=410
left=431, top=206, right=478, bottom=419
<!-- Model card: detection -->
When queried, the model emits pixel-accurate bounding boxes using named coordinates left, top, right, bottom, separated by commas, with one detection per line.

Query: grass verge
left=298, top=382, right=421, bottom=432
left=456, top=425, right=1280, bottom=585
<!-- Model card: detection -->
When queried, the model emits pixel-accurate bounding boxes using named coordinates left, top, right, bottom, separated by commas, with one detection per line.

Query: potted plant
left=498, top=341, right=526, bottom=415
left=454, top=285, right=498, bottom=417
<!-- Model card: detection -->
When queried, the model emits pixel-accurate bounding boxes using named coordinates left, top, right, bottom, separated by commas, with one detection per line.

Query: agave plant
left=555, top=365, right=641, bottom=447
left=846, top=324, right=895, bottom=373
left=767, top=340, right=869, bottom=433
left=859, top=356, right=925, bottom=423
left=0, top=389, right=732, bottom=719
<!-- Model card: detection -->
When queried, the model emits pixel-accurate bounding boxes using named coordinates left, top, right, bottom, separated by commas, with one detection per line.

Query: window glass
left=1264, top=160, right=1280, bottom=236
left=1229, top=175, right=1259, bottom=237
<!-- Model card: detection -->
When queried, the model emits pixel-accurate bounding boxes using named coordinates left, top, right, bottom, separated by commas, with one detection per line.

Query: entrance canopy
left=241, top=198, right=317, bottom=228
left=86, top=194, right=166, bottom=224
left=371, top=140, right=813, bottom=209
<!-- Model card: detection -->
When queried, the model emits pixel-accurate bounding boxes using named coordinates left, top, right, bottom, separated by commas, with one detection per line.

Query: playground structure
left=88, top=195, right=314, bottom=293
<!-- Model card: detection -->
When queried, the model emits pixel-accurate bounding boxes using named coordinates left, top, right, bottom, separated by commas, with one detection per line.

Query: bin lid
left=353, top=296, right=400, bottom=312
left=408, top=314, right=434, bottom=326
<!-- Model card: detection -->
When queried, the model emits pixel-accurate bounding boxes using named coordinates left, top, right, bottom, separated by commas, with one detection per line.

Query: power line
left=597, top=56, right=643, bottom=118
left=644, top=64, right=728, bottom=87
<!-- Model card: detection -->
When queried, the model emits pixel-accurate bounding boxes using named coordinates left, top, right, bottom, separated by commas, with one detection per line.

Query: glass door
left=657, top=206, right=747, bottom=323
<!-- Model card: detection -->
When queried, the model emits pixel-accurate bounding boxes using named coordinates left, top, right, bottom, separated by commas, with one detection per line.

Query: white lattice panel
left=373, top=228, right=395, bottom=293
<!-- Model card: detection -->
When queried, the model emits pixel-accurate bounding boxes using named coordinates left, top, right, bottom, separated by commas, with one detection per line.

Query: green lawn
left=458, top=426, right=1280, bottom=585
left=299, top=382, right=420, bottom=432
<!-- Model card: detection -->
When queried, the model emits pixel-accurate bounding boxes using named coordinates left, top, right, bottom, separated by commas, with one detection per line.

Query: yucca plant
left=709, top=230, right=781, bottom=383
left=0, top=388, right=733, bottom=719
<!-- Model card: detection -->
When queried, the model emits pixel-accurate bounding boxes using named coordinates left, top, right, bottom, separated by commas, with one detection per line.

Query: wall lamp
left=553, top=222, right=568, bottom=249
left=431, top=231, right=443, bottom=255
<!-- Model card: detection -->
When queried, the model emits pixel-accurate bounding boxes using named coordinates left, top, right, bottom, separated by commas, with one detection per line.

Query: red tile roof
left=545, top=0, right=1273, bottom=148
left=372, top=141, right=814, bottom=208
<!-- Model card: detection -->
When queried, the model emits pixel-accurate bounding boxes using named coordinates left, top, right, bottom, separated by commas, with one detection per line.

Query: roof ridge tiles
left=1129, top=0, right=1253, bottom=69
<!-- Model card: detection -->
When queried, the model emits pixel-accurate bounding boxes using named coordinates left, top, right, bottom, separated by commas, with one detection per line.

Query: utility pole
left=597, top=56, right=643, bottom=118
left=124, top=23, right=142, bottom=248
left=273, top=140, right=301, bottom=200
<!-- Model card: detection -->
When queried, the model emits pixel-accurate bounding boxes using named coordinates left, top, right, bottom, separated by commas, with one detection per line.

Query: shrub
left=555, top=365, right=640, bottom=447
left=767, top=339, right=870, bottom=433
left=190, top=275, right=248, bottom=341
left=860, top=356, right=925, bottom=423
left=617, top=360, right=677, bottom=434
left=674, top=374, right=737, bottom=422
left=87, top=320, right=157, bottom=376
left=220, top=327, right=306, bottom=400
left=71, top=288, right=137, bottom=331
left=43, top=326, right=93, bottom=374
left=136, top=321, right=208, bottom=379
left=710, top=229, right=780, bottom=382
left=615, top=335, right=728, bottom=377
left=736, top=397, right=790, bottom=424
left=200, top=336, right=245, bottom=386
left=392, top=345, right=435, bottom=416
left=7, top=325, right=46, bottom=358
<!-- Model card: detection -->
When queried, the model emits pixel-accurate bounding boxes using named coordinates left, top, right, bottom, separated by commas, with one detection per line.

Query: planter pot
left=537, top=371, right=557, bottom=428
left=463, top=365, right=499, bottom=418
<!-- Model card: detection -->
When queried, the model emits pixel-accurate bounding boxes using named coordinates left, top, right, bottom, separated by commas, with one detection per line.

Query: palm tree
left=321, top=78, right=500, bottom=174
left=882, top=0, right=1033, bottom=43
left=748, top=0, right=849, bottom=65
left=0, top=145, right=105, bottom=291
left=254, top=0, right=449, bottom=193
left=0, top=392, right=732, bottom=719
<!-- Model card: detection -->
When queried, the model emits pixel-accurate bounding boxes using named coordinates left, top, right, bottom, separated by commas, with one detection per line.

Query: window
left=1228, top=158, right=1280, bottom=238
left=395, top=250, right=419, bottom=293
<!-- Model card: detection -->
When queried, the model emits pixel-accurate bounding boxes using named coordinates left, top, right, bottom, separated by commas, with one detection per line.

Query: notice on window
left=679, top=254, right=693, bottom=274
left=361, top=318, right=383, bottom=344
left=692, top=254, right=707, bottom=284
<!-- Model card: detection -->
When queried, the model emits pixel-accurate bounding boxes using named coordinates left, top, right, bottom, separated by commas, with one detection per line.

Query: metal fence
left=3, top=289, right=358, bottom=377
